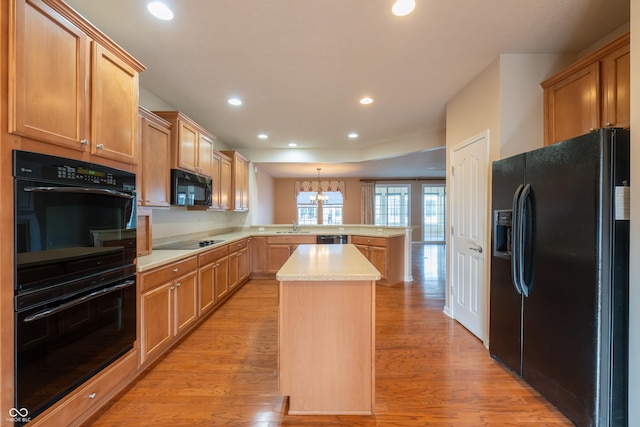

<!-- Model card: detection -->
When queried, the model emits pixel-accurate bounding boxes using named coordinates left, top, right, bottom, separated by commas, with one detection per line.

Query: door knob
left=469, top=244, right=483, bottom=253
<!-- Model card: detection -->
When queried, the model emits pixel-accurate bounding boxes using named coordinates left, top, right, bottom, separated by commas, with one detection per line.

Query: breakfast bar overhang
left=276, top=244, right=381, bottom=415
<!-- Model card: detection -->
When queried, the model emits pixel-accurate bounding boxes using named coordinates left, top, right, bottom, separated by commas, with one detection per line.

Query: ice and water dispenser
left=493, top=209, right=512, bottom=259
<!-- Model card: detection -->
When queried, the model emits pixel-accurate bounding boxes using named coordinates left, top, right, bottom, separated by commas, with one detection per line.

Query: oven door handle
left=24, top=186, right=134, bottom=199
left=23, top=280, right=135, bottom=323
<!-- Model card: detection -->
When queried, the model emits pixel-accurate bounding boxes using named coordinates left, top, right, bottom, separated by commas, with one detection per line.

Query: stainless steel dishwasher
left=316, top=235, right=348, bottom=244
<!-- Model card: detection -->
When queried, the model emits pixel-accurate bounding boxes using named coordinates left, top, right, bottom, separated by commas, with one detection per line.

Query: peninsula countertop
left=276, top=244, right=382, bottom=282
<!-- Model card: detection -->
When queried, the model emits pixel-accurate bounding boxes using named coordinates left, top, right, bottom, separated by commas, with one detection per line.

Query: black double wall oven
left=13, top=150, right=137, bottom=422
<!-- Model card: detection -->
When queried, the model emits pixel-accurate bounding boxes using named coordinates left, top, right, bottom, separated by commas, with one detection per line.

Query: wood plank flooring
left=85, top=244, right=572, bottom=426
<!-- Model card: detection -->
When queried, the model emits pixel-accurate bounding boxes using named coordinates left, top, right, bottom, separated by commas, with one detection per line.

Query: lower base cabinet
left=140, top=256, right=198, bottom=365
left=266, top=236, right=316, bottom=273
left=229, top=238, right=250, bottom=290
left=351, top=235, right=404, bottom=286
left=198, top=245, right=230, bottom=314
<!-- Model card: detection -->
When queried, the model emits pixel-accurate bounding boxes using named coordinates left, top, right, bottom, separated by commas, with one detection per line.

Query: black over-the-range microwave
left=170, top=169, right=212, bottom=207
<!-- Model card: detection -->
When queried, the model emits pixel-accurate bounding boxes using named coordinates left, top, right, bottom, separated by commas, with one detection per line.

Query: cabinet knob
left=605, top=122, right=613, bottom=127
left=170, top=286, right=175, bottom=290
left=89, top=392, right=97, bottom=399
left=80, top=138, right=89, bottom=145
left=173, top=268, right=179, bottom=273
left=176, top=282, right=182, bottom=287
left=589, top=128, right=596, bottom=132
left=96, top=143, right=105, bottom=149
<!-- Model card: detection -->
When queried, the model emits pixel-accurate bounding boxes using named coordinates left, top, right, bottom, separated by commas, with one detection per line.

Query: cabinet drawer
left=30, top=350, right=137, bottom=427
left=141, top=256, right=197, bottom=292
left=267, top=235, right=316, bottom=245
left=351, top=236, right=387, bottom=247
left=228, top=238, right=249, bottom=252
left=198, top=245, right=229, bottom=266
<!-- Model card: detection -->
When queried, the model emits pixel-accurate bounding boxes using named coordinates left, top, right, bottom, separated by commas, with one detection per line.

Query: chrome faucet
left=292, top=220, right=298, bottom=232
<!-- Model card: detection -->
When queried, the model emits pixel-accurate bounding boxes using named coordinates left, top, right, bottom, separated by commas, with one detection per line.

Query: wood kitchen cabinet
left=154, top=111, right=216, bottom=178
left=267, top=235, right=316, bottom=273
left=9, top=0, right=144, bottom=164
left=140, top=256, right=198, bottom=365
left=250, top=236, right=268, bottom=277
left=351, top=235, right=404, bottom=286
left=229, top=239, right=250, bottom=291
left=211, top=151, right=232, bottom=210
left=198, top=245, right=229, bottom=314
left=541, top=32, right=629, bottom=146
left=221, top=150, right=250, bottom=211
left=139, top=107, right=171, bottom=207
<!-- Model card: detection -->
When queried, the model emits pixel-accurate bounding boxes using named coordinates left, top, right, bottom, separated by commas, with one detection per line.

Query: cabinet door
left=198, top=263, right=215, bottom=315
left=10, top=0, right=90, bottom=150
left=140, top=282, right=173, bottom=364
left=215, top=256, right=230, bottom=301
left=210, top=153, right=222, bottom=209
left=267, top=245, right=293, bottom=273
left=198, top=133, right=214, bottom=178
left=543, top=62, right=600, bottom=145
left=174, top=271, right=198, bottom=336
left=228, top=250, right=240, bottom=290
left=177, top=120, right=198, bottom=172
left=368, top=246, right=388, bottom=280
left=220, top=157, right=232, bottom=210
left=238, top=157, right=249, bottom=210
left=601, top=43, right=630, bottom=129
left=91, top=43, right=139, bottom=164
left=354, top=244, right=369, bottom=259
left=141, top=115, right=171, bottom=207
left=237, top=246, right=249, bottom=284
left=251, top=237, right=267, bottom=274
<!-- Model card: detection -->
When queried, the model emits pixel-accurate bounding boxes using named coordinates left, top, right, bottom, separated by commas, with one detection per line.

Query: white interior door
left=449, top=131, right=488, bottom=340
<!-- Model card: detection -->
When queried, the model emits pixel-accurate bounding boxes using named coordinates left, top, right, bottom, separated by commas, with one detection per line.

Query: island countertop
left=276, top=244, right=382, bottom=282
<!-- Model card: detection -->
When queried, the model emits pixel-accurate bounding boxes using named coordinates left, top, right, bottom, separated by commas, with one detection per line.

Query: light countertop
left=138, top=226, right=409, bottom=273
left=276, top=244, right=381, bottom=282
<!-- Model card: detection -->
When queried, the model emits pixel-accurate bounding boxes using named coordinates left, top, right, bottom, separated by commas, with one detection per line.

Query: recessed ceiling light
left=348, top=132, right=359, bottom=139
left=147, top=1, right=174, bottom=20
left=258, top=133, right=268, bottom=139
left=392, top=0, right=416, bottom=16
left=228, top=97, right=242, bottom=106
left=288, top=142, right=297, bottom=147
left=359, top=97, right=373, bottom=105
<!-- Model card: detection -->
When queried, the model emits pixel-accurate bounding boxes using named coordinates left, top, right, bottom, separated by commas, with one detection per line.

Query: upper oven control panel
left=13, top=150, right=135, bottom=191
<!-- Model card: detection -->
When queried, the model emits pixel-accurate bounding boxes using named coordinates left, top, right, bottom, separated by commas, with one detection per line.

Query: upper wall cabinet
left=153, top=111, right=216, bottom=178
left=541, top=32, right=629, bottom=146
left=139, top=107, right=171, bottom=207
left=221, top=151, right=250, bottom=212
left=9, top=0, right=144, bottom=164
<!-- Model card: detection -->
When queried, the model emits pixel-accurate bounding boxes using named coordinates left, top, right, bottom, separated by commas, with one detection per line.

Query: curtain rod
left=360, top=177, right=446, bottom=182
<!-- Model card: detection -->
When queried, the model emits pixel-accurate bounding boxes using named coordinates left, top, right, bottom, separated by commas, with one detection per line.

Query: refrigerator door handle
left=511, top=184, right=524, bottom=295
left=517, top=183, right=532, bottom=297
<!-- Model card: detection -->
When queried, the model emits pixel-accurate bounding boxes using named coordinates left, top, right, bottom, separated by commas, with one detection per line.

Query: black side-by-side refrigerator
left=489, top=128, right=629, bottom=427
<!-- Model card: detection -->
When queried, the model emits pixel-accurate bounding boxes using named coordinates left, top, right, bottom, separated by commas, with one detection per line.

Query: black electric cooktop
left=155, top=239, right=224, bottom=250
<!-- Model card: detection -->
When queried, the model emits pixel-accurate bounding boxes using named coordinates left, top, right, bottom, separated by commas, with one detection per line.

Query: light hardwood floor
left=85, top=244, right=571, bottom=426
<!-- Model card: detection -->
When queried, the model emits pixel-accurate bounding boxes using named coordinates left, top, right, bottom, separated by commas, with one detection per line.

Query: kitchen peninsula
left=276, top=244, right=380, bottom=414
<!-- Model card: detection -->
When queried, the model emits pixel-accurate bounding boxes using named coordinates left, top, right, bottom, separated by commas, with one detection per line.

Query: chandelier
left=309, top=168, right=329, bottom=204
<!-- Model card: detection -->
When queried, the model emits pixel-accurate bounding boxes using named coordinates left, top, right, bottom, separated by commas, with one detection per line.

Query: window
left=297, top=191, right=343, bottom=225
left=422, top=184, right=446, bottom=242
left=374, top=185, right=410, bottom=226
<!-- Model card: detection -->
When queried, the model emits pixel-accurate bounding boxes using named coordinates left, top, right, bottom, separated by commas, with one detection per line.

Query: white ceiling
left=64, top=0, right=629, bottom=178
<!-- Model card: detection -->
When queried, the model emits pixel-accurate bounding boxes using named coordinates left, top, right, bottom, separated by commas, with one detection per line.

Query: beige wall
left=273, top=177, right=442, bottom=241
left=273, top=178, right=362, bottom=225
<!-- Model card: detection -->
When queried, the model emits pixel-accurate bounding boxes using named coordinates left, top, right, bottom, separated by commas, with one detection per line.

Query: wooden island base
left=277, top=245, right=379, bottom=415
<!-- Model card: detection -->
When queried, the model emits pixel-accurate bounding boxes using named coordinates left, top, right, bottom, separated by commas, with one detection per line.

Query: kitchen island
left=276, top=244, right=380, bottom=415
